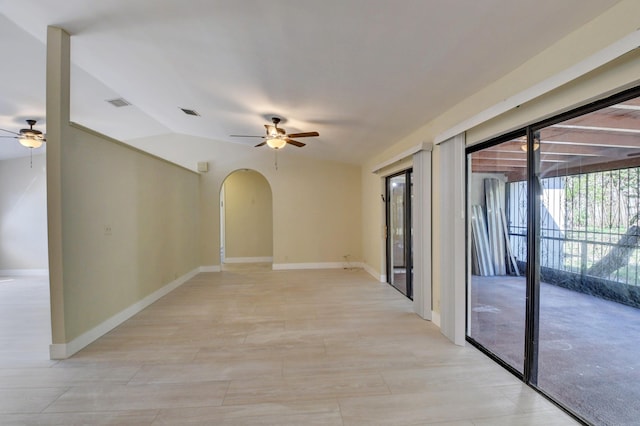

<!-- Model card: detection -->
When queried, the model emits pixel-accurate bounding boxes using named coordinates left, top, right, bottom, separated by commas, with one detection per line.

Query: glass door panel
left=386, top=170, right=413, bottom=298
left=467, top=133, right=528, bottom=374
left=535, top=94, right=640, bottom=425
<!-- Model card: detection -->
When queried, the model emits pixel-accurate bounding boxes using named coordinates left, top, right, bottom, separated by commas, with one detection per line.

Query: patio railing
left=508, top=227, right=640, bottom=287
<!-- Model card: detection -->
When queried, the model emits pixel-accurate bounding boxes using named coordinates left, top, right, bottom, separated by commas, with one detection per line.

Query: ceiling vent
left=180, top=108, right=200, bottom=116
left=106, top=98, right=131, bottom=107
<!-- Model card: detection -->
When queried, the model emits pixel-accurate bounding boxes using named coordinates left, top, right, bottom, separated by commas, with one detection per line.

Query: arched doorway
left=220, top=169, right=273, bottom=268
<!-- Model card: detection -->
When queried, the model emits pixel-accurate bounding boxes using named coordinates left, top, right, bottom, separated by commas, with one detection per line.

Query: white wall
left=0, top=153, right=48, bottom=272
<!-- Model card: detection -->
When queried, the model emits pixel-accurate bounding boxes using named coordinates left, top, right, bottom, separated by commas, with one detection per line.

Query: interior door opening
left=219, top=169, right=273, bottom=269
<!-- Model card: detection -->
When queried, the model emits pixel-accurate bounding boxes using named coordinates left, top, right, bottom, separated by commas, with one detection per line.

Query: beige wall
left=360, top=0, right=640, bottom=317
left=272, top=158, right=361, bottom=265
left=47, top=27, right=202, bottom=353
left=0, top=153, right=48, bottom=271
left=360, top=165, right=385, bottom=278
left=59, top=125, right=200, bottom=341
left=467, top=49, right=640, bottom=146
left=127, top=134, right=362, bottom=267
left=223, top=169, right=273, bottom=259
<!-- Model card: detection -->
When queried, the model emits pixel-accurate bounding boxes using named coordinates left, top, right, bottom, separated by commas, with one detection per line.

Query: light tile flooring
left=0, top=266, right=578, bottom=425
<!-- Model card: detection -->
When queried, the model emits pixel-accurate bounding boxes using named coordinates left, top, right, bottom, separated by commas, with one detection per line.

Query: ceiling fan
left=230, top=117, right=319, bottom=149
left=0, top=119, right=46, bottom=149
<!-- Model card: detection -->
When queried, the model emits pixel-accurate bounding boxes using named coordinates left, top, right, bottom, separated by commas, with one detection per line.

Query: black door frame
left=465, top=84, right=640, bottom=425
left=385, top=169, right=413, bottom=299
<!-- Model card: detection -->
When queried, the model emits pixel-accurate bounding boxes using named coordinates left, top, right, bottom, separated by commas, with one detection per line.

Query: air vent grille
left=180, top=108, right=200, bottom=116
left=106, top=98, right=131, bottom=107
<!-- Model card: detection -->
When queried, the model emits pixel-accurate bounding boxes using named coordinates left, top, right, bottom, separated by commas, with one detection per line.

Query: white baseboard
left=224, top=257, right=273, bottom=264
left=49, top=267, right=201, bottom=360
left=0, top=269, right=49, bottom=277
left=362, top=263, right=385, bottom=282
left=431, top=311, right=441, bottom=327
left=200, top=265, right=221, bottom=272
left=272, top=262, right=363, bottom=271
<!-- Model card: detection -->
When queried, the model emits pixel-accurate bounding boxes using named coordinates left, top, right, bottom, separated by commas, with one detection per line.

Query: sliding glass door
left=467, top=132, right=528, bottom=375
left=466, top=86, right=640, bottom=425
left=386, top=170, right=413, bottom=299
left=534, top=96, right=640, bottom=425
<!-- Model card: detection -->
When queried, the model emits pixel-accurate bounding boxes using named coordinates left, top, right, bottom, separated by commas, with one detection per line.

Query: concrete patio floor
left=470, top=275, right=640, bottom=425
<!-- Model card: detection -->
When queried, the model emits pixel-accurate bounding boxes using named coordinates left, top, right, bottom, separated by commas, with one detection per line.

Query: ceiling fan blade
left=287, top=132, right=319, bottom=138
left=0, top=128, right=20, bottom=136
left=230, top=134, right=265, bottom=138
left=255, top=141, right=267, bottom=147
left=0, top=135, right=17, bottom=138
left=285, top=138, right=306, bottom=147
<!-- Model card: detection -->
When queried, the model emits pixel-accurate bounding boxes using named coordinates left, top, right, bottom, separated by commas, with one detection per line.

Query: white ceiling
left=0, top=0, right=622, bottom=164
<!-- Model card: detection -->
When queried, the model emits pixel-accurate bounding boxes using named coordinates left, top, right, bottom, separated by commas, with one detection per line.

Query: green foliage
left=563, top=167, right=640, bottom=232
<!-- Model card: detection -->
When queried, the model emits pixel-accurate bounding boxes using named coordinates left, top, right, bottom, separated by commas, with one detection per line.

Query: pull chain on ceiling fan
left=230, top=117, right=319, bottom=149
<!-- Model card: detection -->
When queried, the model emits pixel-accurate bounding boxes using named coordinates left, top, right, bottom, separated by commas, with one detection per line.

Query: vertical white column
left=412, top=147, right=432, bottom=320
left=437, top=133, right=466, bottom=345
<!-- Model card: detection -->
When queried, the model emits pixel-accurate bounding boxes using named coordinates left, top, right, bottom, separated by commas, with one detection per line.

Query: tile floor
left=0, top=266, right=578, bottom=425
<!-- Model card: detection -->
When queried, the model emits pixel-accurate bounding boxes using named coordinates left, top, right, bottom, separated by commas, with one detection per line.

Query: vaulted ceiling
left=0, top=0, right=623, bottom=163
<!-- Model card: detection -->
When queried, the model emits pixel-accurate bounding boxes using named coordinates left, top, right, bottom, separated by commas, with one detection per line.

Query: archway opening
left=220, top=169, right=273, bottom=270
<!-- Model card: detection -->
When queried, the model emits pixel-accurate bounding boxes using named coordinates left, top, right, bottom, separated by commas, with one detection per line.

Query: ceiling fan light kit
left=520, top=142, right=540, bottom=152
left=520, top=131, right=541, bottom=152
left=0, top=119, right=46, bottom=149
left=230, top=116, right=319, bottom=150
left=266, top=137, right=287, bottom=149
left=19, top=134, right=44, bottom=149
